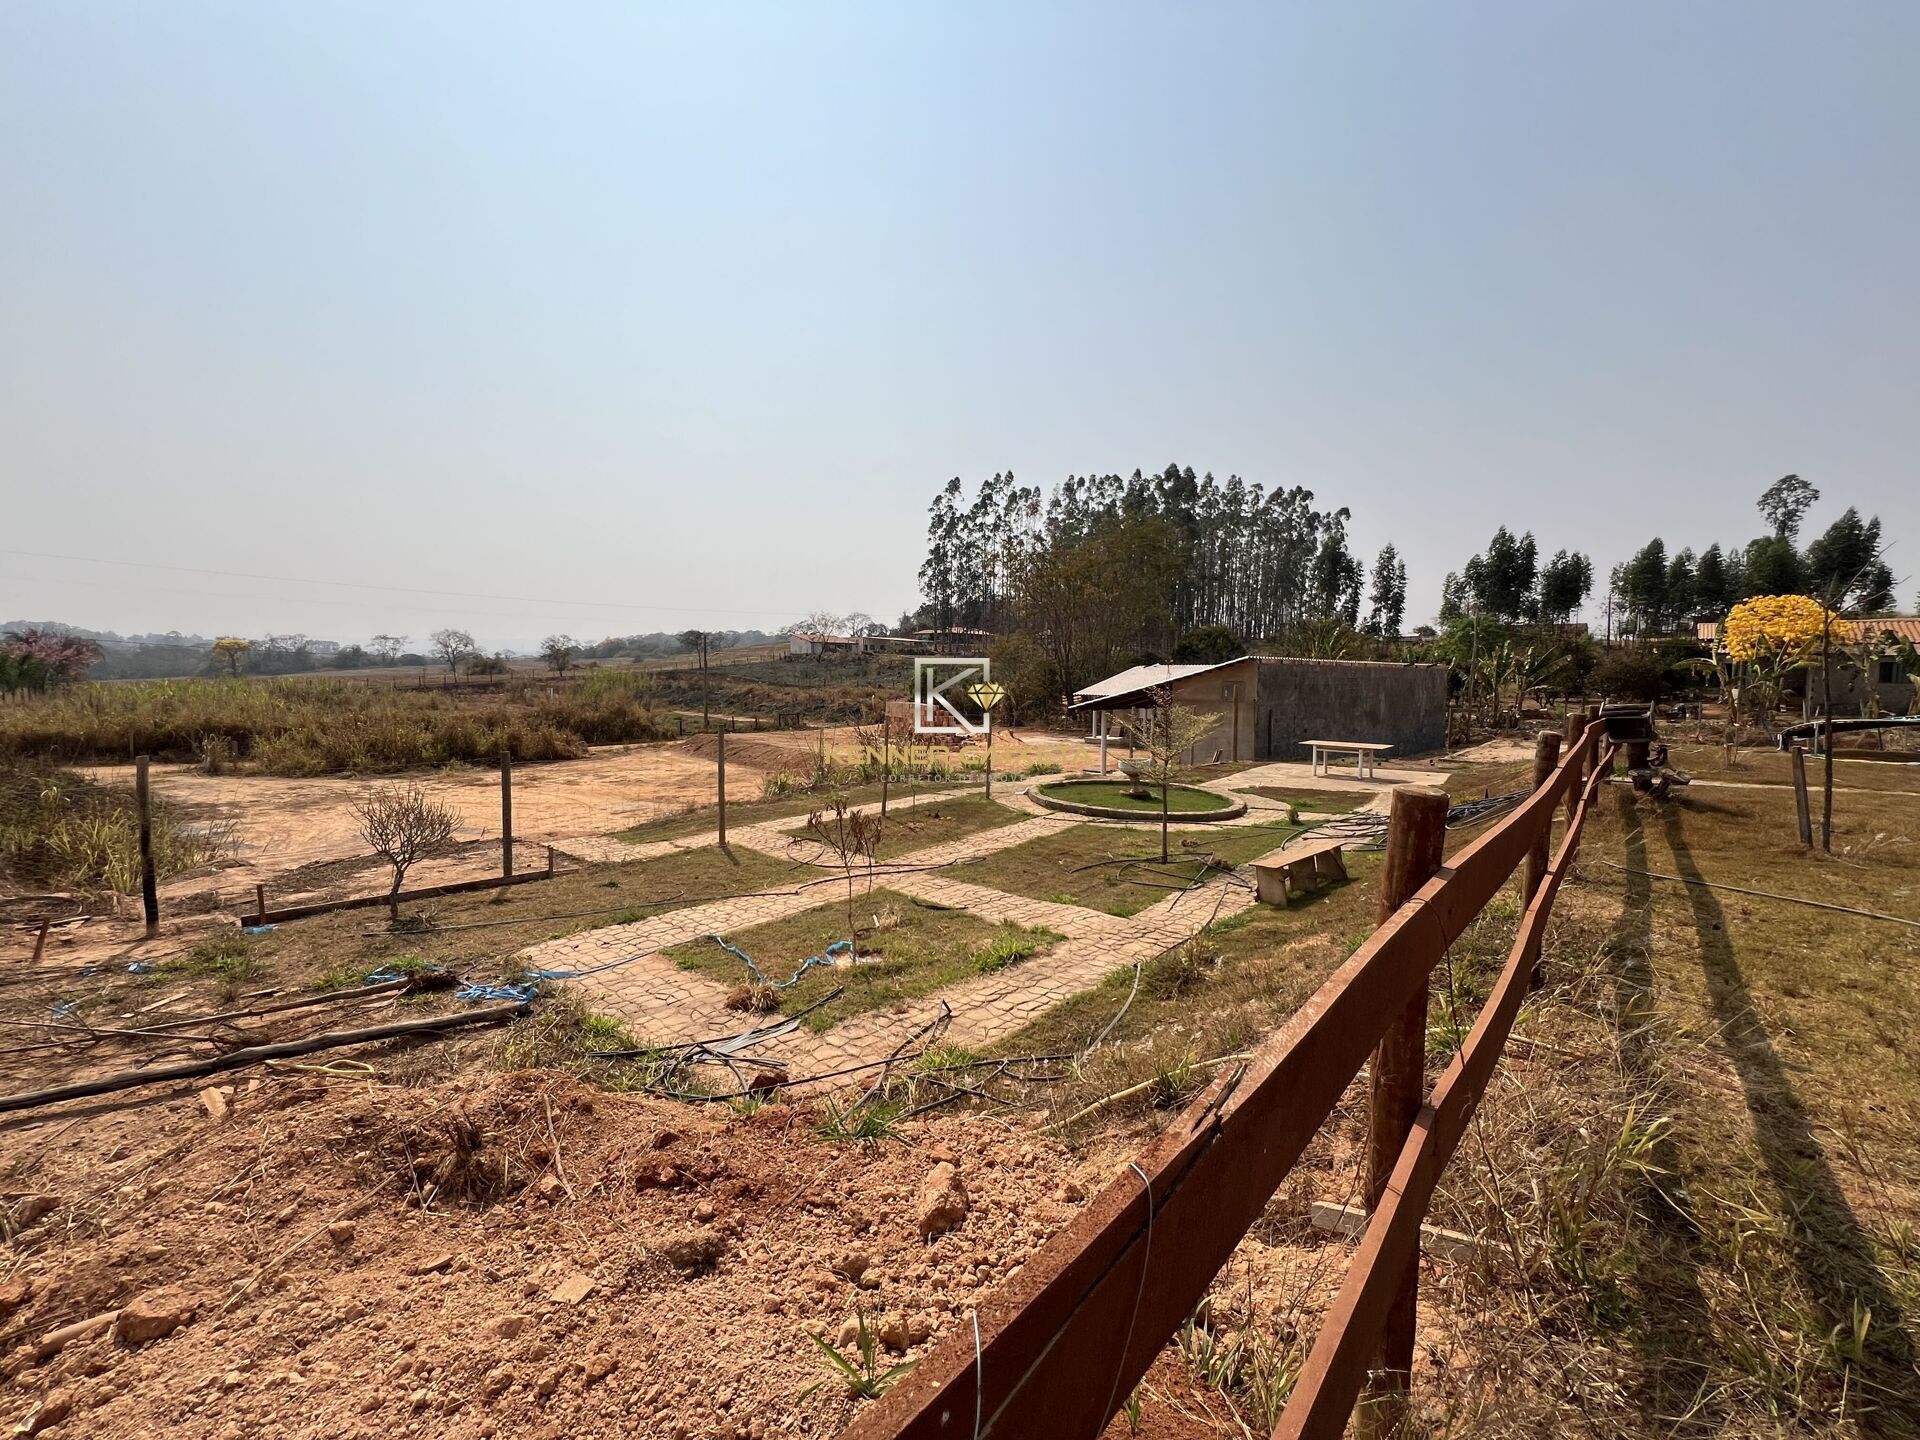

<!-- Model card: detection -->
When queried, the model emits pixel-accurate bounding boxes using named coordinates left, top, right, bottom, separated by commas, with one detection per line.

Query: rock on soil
left=110, top=1287, right=196, bottom=1345
left=915, top=1161, right=969, bottom=1238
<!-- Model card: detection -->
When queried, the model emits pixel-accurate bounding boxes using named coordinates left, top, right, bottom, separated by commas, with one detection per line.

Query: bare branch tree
left=1116, top=686, right=1221, bottom=862
left=429, top=628, right=476, bottom=676
left=805, top=796, right=884, bottom=950
left=352, top=782, right=458, bottom=920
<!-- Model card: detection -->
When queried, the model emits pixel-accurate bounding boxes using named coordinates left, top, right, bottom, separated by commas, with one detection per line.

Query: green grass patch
left=786, top=794, right=1026, bottom=860
left=162, top=929, right=259, bottom=982
left=156, top=846, right=804, bottom=1002
left=314, top=950, right=444, bottom=992
left=668, top=887, right=1063, bottom=1030
left=954, top=822, right=1300, bottom=917
left=990, top=865, right=1379, bottom=1122
left=1035, top=780, right=1238, bottom=814
left=1236, top=785, right=1370, bottom=815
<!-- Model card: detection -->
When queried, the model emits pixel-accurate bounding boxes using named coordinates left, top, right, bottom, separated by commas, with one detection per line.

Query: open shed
left=1070, top=654, right=1448, bottom=765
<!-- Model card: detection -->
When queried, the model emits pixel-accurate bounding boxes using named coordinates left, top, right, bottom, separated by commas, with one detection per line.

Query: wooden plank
left=848, top=724, right=1606, bottom=1440
left=844, top=886, right=1453, bottom=1438
left=1308, top=1201, right=1482, bottom=1264
left=1277, top=742, right=1608, bottom=1439
left=241, top=865, right=559, bottom=927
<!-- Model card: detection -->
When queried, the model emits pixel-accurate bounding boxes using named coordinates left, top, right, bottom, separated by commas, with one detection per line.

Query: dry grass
left=994, top=740, right=1920, bottom=1436
left=189, top=844, right=808, bottom=997
left=0, top=671, right=669, bottom=774
left=0, top=758, right=229, bottom=896
left=612, top=779, right=977, bottom=846
left=954, top=821, right=1303, bottom=917
left=781, top=794, right=1027, bottom=861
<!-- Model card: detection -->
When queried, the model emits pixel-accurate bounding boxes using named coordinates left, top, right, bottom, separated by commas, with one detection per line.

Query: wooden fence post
left=135, top=756, right=159, bottom=939
left=1562, top=719, right=1586, bottom=824
left=717, top=728, right=728, bottom=853
left=255, top=884, right=267, bottom=921
left=1357, top=785, right=1449, bottom=1439
left=1790, top=743, right=1813, bottom=847
left=32, top=918, right=50, bottom=964
left=1523, top=730, right=1562, bottom=904
left=500, top=752, right=514, bottom=879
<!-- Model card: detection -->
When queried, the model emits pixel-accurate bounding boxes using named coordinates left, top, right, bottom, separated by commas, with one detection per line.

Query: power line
left=0, top=548, right=792, bottom=620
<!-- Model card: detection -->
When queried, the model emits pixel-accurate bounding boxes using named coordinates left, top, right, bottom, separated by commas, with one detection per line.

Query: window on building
left=1880, top=659, right=1900, bottom=684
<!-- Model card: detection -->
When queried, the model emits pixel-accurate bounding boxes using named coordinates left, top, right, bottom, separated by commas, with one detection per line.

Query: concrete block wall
left=1254, top=657, right=1448, bottom=761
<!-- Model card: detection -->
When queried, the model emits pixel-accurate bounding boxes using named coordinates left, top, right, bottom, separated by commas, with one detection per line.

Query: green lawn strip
left=613, top=779, right=974, bottom=845
left=1035, top=780, right=1237, bottom=814
left=667, top=886, right=1063, bottom=1031
left=780, top=794, right=1027, bottom=860
left=217, top=845, right=805, bottom=995
left=953, top=821, right=1302, bottom=917
left=1236, top=785, right=1370, bottom=814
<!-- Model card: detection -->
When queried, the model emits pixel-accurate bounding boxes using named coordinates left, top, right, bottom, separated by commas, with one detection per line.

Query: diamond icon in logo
left=964, top=681, right=1007, bottom=712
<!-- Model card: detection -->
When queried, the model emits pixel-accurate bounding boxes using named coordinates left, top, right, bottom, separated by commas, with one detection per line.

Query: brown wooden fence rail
left=846, top=720, right=1613, bottom=1440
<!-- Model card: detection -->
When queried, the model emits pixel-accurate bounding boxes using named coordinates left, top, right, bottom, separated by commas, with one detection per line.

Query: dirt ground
left=0, top=1065, right=1104, bottom=1439
left=63, top=728, right=1100, bottom=912
left=18, top=721, right=1908, bottom=1437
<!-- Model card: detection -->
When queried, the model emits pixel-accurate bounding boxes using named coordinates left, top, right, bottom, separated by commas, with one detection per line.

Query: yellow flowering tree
left=1721, top=594, right=1827, bottom=730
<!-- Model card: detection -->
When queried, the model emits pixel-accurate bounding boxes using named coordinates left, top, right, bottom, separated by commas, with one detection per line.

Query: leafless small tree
left=352, top=782, right=458, bottom=920
left=805, top=797, right=884, bottom=950
left=1117, top=686, right=1221, bottom=862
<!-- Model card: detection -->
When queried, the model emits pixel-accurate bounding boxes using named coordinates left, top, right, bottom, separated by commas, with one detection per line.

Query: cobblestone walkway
left=517, top=800, right=1270, bottom=1085
left=549, top=788, right=960, bottom=865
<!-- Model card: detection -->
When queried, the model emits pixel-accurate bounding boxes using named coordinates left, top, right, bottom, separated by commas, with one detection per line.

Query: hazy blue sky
left=4, top=2, right=1915, bottom=651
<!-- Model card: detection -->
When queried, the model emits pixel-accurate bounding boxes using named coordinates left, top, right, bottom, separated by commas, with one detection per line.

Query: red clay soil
left=1, top=1071, right=1093, bottom=1440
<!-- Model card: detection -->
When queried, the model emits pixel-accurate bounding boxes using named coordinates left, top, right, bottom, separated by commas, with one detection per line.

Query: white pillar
left=1099, top=712, right=1109, bottom=774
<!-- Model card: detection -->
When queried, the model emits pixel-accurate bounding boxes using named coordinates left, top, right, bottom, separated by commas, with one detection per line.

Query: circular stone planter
left=1029, top=779, right=1247, bottom=822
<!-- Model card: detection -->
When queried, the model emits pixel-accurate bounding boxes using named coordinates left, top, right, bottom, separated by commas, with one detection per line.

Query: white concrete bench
left=1248, top=835, right=1349, bottom=907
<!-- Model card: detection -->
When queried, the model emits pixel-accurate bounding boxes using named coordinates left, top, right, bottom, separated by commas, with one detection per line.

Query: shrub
left=0, top=760, right=228, bottom=896
left=1590, top=649, right=1667, bottom=702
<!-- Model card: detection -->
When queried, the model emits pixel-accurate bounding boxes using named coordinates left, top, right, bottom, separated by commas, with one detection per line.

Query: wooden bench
left=1300, top=740, right=1392, bottom=779
left=1247, top=835, right=1349, bottom=907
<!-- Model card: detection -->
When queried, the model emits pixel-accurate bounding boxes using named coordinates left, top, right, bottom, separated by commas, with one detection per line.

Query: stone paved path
left=550, top=787, right=961, bottom=865
left=518, top=798, right=1269, bottom=1085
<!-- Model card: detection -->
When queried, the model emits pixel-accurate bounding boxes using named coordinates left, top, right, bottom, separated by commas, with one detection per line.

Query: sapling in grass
left=805, top=795, right=883, bottom=953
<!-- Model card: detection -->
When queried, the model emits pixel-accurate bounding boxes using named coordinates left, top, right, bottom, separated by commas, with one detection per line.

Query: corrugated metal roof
left=1070, top=658, right=1248, bottom=705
